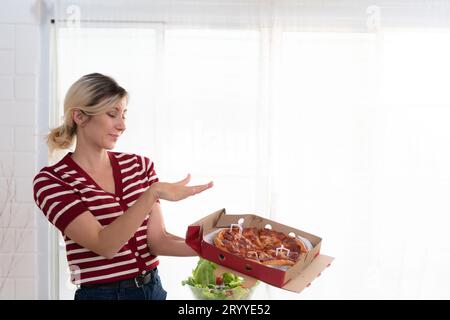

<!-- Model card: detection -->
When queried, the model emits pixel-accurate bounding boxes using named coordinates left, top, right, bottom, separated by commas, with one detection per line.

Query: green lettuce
left=182, top=258, right=256, bottom=300
left=192, top=258, right=217, bottom=286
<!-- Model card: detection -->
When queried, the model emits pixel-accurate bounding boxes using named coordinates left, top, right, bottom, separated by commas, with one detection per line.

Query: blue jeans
left=74, top=270, right=167, bottom=300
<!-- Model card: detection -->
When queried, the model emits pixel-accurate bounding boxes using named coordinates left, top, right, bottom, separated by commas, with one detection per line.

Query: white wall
left=0, top=0, right=43, bottom=300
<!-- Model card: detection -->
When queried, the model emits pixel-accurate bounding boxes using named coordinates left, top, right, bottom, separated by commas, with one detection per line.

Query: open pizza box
left=185, top=208, right=334, bottom=293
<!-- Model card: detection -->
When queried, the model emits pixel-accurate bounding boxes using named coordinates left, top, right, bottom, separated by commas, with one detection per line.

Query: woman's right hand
left=148, top=174, right=213, bottom=202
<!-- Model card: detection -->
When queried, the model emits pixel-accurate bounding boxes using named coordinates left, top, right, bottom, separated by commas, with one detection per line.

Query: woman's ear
left=72, top=109, right=88, bottom=127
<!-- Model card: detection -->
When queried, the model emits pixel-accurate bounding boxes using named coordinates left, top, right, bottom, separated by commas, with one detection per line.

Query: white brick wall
left=0, top=127, right=14, bottom=151
left=0, top=77, right=14, bottom=100
left=0, top=25, right=15, bottom=49
left=0, top=51, right=14, bottom=75
left=0, top=0, right=40, bottom=300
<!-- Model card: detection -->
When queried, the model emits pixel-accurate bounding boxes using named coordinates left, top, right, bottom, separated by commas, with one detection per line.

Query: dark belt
left=80, top=268, right=157, bottom=289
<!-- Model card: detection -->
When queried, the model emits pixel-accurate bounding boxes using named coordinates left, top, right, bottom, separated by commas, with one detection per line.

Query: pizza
left=213, top=226, right=310, bottom=267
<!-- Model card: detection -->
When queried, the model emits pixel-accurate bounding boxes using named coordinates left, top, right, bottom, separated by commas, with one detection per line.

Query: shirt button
left=115, top=197, right=120, bottom=201
left=135, top=252, right=139, bottom=257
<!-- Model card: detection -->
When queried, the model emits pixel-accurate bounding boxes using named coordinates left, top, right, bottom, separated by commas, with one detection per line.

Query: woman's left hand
left=149, top=174, right=214, bottom=202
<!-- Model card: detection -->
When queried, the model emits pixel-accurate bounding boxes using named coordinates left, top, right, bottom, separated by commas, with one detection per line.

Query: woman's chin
left=103, top=142, right=116, bottom=150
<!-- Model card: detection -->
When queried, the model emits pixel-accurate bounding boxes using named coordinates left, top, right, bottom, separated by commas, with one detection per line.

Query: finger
left=191, top=181, right=214, bottom=195
left=175, top=173, right=191, bottom=185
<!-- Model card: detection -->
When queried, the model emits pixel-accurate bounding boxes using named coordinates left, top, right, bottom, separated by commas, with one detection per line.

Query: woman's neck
left=71, top=144, right=110, bottom=174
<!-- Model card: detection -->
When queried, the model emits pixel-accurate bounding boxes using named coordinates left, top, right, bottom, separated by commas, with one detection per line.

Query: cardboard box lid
left=282, top=254, right=334, bottom=293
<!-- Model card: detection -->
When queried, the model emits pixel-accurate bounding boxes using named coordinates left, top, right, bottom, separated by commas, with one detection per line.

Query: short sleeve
left=143, top=156, right=160, bottom=203
left=143, top=156, right=159, bottom=186
left=33, top=172, right=89, bottom=234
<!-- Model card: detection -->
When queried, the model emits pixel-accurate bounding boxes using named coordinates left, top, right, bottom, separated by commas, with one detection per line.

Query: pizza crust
left=260, top=259, right=296, bottom=267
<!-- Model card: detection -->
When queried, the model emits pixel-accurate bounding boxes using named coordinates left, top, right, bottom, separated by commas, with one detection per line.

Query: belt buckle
left=134, top=275, right=145, bottom=288
left=135, top=270, right=153, bottom=288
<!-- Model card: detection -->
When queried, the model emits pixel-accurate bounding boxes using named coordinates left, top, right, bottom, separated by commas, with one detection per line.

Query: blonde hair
left=47, top=73, right=128, bottom=153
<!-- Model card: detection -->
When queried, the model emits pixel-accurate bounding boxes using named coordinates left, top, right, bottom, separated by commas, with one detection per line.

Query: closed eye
left=108, top=112, right=126, bottom=120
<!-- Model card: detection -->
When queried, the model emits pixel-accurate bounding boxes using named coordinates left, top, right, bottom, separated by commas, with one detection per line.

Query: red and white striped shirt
left=33, top=151, right=159, bottom=285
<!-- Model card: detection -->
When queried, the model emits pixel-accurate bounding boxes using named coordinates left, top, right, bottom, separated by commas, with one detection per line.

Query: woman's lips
left=109, top=134, right=119, bottom=141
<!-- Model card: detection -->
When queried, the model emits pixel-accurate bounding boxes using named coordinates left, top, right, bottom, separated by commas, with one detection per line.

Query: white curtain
left=51, top=0, right=450, bottom=299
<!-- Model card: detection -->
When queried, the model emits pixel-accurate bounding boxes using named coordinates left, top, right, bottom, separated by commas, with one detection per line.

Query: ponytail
left=46, top=123, right=77, bottom=154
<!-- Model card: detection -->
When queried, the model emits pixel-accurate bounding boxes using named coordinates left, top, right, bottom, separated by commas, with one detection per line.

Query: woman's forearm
left=166, top=232, right=185, bottom=241
left=98, top=190, right=157, bottom=259
left=148, top=235, right=198, bottom=256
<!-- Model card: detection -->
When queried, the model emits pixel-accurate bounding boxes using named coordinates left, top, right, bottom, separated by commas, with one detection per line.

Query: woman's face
left=78, top=97, right=127, bottom=150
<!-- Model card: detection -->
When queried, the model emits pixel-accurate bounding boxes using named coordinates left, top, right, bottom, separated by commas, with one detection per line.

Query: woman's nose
left=117, top=118, right=126, bottom=132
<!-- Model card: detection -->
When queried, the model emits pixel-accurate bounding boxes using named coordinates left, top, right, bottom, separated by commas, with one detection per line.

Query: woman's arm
left=65, top=175, right=211, bottom=259
left=146, top=203, right=198, bottom=256
left=65, top=190, right=157, bottom=259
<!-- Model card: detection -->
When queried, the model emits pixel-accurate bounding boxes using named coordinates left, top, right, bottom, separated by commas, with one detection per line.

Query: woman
left=32, top=73, right=213, bottom=300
